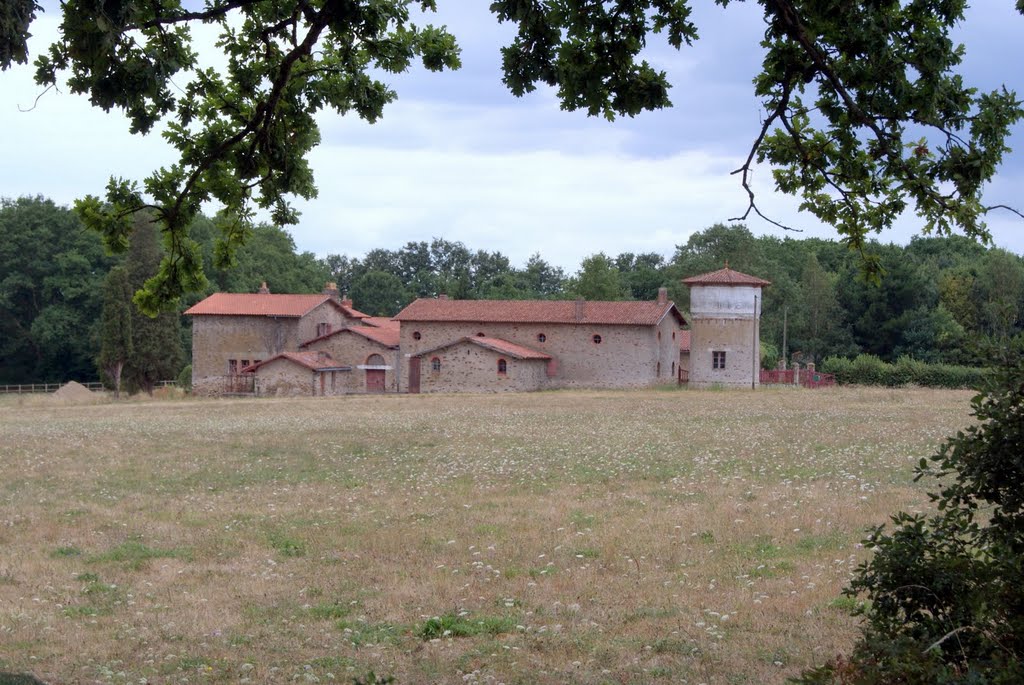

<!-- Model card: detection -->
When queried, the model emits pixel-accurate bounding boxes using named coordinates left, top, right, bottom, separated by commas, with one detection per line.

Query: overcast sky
left=3, top=2, right=1023, bottom=273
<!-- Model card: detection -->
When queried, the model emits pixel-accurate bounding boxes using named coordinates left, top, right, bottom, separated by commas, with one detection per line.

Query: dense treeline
left=3, top=195, right=1022, bottom=384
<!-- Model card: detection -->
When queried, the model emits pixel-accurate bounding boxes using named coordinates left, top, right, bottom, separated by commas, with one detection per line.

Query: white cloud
left=2, top=3, right=1022, bottom=274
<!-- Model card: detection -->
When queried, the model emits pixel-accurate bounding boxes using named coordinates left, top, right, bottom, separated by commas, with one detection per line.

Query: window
left=367, top=354, right=385, bottom=366
left=537, top=333, right=546, bottom=343
left=497, top=359, right=507, bottom=375
left=672, top=331, right=676, bottom=340
left=658, top=331, right=662, bottom=341
left=592, top=334, right=602, bottom=344
left=713, top=351, right=727, bottom=370
left=228, top=359, right=238, bottom=375
left=412, top=331, right=421, bottom=341
left=241, top=359, right=250, bottom=370
left=671, top=361, right=675, bottom=375
left=317, top=322, right=331, bottom=337
left=476, top=332, right=486, bottom=337
left=657, top=361, right=661, bottom=375
left=431, top=357, right=441, bottom=372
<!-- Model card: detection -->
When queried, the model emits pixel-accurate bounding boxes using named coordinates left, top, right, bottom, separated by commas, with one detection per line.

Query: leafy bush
left=821, top=355, right=984, bottom=388
left=176, top=364, right=192, bottom=392
left=795, top=348, right=1024, bottom=684
left=850, top=353, right=890, bottom=385
left=760, top=340, right=780, bottom=369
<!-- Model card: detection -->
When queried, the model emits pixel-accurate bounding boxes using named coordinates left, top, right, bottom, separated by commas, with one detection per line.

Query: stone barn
left=393, top=289, right=685, bottom=393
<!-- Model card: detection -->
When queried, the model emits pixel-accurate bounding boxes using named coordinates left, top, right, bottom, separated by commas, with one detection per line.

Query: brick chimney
left=322, top=281, right=340, bottom=301
left=657, top=287, right=668, bottom=305
left=258, top=281, right=270, bottom=294
left=575, top=297, right=585, bottom=321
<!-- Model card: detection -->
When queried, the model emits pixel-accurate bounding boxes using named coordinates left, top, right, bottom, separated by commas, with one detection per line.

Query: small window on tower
left=497, top=359, right=507, bottom=375
left=412, top=331, right=422, bottom=341
left=431, top=357, right=441, bottom=372
left=712, top=351, right=727, bottom=370
left=592, top=334, right=602, bottom=344
left=537, top=333, right=546, bottom=343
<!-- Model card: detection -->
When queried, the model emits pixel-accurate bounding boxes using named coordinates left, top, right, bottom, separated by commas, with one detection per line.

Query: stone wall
left=191, top=302, right=353, bottom=396
left=304, top=331, right=400, bottom=393
left=399, top=319, right=680, bottom=392
left=688, top=317, right=760, bottom=388
left=252, top=358, right=318, bottom=396
left=418, top=341, right=549, bottom=393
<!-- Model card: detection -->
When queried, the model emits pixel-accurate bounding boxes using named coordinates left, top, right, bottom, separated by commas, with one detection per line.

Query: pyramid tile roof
left=394, top=298, right=685, bottom=326
left=681, top=267, right=771, bottom=287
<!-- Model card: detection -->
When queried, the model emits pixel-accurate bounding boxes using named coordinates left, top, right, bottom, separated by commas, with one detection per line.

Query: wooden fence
left=0, top=380, right=177, bottom=395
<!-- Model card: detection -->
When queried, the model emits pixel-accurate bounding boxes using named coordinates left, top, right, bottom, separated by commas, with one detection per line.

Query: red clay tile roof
left=300, top=324, right=400, bottom=349
left=185, top=293, right=369, bottom=319
left=416, top=336, right=552, bottom=360
left=682, top=267, right=771, bottom=287
left=678, top=330, right=691, bottom=353
left=394, top=298, right=685, bottom=326
left=363, top=316, right=399, bottom=329
left=244, top=351, right=349, bottom=372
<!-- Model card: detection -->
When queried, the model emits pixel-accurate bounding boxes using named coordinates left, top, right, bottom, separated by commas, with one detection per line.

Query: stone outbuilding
left=682, top=266, right=770, bottom=389
left=299, top=321, right=401, bottom=393
left=243, top=351, right=351, bottom=396
left=412, top=336, right=554, bottom=393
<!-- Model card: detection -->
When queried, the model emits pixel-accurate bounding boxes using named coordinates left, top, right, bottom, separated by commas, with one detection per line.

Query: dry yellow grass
left=0, top=386, right=973, bottom=684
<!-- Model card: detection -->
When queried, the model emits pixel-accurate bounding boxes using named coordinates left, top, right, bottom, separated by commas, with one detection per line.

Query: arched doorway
left=365, top=353, right=386, bottom=393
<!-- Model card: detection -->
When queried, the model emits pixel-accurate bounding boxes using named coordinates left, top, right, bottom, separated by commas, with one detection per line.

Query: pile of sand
left=51, top=381, right=101, bottom=404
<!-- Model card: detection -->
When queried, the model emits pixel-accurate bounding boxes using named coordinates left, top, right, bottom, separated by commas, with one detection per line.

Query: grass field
left=0, top=386, right=974, bottom=684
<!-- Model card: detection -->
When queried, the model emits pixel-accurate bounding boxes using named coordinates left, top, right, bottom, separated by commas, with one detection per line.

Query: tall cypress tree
left=96, top=265, right=133, bottom=398
left=124, top=218, right=183, bottom=395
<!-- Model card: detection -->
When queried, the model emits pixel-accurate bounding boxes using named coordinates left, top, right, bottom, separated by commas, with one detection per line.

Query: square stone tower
left=682, top=266, right=770, bottom=389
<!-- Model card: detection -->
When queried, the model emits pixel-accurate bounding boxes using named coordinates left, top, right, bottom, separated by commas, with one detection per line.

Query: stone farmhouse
left=185, top=282, right=400, bottom=396
left=184, top=267, right=768, bottom=396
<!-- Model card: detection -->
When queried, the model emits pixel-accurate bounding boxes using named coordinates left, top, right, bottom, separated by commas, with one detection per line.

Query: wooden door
left=408, top=357, right=420, bottom=394
left=365, top=369, right=385, bottom=393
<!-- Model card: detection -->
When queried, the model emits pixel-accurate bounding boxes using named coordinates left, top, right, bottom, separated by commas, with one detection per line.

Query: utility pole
left=782, top=306, right=788, bottom=369
left=752, top=294, right=759, bottom=390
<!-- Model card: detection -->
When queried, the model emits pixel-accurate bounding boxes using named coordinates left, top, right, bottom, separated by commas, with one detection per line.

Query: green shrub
left=850, top=354, right=889, bottom=386
left=176, top=364, right=192, bottom=392
left=821, top=356, right=853, bottom=383
left=821, top=355, right=983, bottom=389
left=760, top=340, right=780, bottom=369
left=794, top=347, right=1024, bottom=684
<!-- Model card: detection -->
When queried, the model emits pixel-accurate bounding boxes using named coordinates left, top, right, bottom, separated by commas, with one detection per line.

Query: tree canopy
left=2, top=1, right=1021, bottom=312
